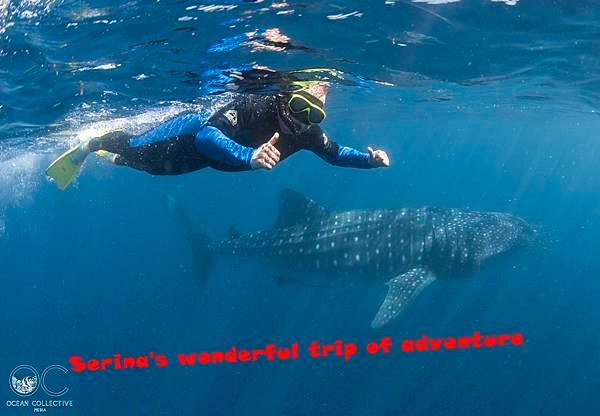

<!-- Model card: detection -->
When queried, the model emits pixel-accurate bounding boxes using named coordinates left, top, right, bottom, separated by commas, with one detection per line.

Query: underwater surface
left=1, top=0, right=600, bottom=414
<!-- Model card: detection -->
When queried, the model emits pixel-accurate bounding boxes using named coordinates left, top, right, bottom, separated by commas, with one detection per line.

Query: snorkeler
left=46, top=83, right=390, bottom=190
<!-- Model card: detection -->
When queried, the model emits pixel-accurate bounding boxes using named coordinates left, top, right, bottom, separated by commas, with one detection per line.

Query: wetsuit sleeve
left=194, top=125, right=254, bottom=170
left=335, top=145, right=374, bottom=168
left=304, top=128, right=374, bottom=169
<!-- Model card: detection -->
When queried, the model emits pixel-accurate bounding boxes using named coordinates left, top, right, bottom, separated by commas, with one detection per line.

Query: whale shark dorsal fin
left=228, top=226, right=242, bottom=239
left=371, top=268, right=436, bottom=328
left=275, top=189, right=329, bottom=228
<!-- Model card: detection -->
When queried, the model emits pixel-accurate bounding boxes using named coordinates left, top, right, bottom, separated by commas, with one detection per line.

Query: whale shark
left=169, top=189, right=535, bottom=328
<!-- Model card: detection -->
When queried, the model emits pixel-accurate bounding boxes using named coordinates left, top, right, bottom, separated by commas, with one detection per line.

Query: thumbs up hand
left=367, top=146, right=390, bottom=167
left=251, top=132, right=281, bottom=170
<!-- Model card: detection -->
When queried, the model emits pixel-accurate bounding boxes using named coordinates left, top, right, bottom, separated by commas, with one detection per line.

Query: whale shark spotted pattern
left=170, top=190, right=535, bottom=328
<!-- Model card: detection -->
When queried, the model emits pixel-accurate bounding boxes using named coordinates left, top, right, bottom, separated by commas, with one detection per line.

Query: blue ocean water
left=1, top=0, right=600, bottom=414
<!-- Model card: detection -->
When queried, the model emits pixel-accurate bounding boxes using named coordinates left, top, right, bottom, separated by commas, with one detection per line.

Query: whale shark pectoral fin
left=371, top=268, right=436, bottom=328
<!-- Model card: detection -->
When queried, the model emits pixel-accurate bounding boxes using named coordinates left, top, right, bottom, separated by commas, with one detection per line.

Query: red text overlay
left=68, top=330, right=524, bottom=373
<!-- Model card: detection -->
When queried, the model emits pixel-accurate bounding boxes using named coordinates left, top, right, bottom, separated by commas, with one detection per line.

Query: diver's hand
left=367, top=147, right=390, bottom=167
left=251, top=132, right=280, bottom=170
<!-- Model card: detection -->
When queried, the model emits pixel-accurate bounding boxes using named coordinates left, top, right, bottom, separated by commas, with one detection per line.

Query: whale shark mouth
left=475, top=213, right=537, bottom=261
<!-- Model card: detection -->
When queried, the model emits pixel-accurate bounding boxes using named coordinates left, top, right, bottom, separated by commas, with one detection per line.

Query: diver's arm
left=306, top=129, right=379, bottom=169
left=194, top=125, right=255, bottom=170
left=335, top=144, right=374, bottom=168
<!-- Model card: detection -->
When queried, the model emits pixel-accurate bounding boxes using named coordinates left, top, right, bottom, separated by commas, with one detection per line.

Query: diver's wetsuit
left=88, top=94, right=374, bottom=175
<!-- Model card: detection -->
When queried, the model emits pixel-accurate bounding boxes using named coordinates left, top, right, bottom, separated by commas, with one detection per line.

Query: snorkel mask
left=287, top=90, right=326, bottom=125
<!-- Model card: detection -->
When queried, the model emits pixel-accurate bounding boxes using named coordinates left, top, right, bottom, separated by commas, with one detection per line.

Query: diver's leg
left=105, top=135, right=209, bottom=175
left=89, top=131, right=161, bottom=172
left=88, top=115, right=210, bottom=175
left=70, top=112, right=205, bottom=165
left=111, top=154, right=156, bottom=172
left=64, top=131, right=133, bottom=167
left=88, top=131, right=134, bottom=154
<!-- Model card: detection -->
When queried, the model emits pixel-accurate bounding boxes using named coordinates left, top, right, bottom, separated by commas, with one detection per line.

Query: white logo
left=10, top=365, right=39, bottom=396
left=9, top=364, right=69, bottom=397
left=7, top=364, right=74, bottom=412
left=224, top=109, right=238, bottom=126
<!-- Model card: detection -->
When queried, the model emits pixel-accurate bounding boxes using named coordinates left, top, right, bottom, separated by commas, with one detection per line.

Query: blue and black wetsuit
left=88, top=94, right=374, bottom=175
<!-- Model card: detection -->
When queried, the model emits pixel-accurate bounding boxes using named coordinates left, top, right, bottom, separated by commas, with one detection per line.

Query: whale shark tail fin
left=166, top=195, right=215, bottom=281
left=189, top=231, right=215, bottom=282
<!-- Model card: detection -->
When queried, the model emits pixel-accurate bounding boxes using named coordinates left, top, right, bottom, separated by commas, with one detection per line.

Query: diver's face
left=287, top=92, right=326, bottom=127
left=278, top=109, right=310, bottom=135
left=289, top=113, right=311, bottom=133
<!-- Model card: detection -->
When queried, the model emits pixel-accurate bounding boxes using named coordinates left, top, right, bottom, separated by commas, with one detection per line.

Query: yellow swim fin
left=45, top=145, right=85, bottom=190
